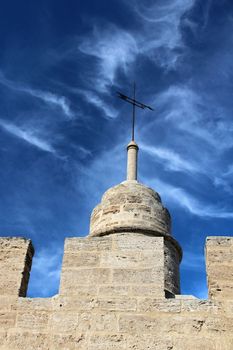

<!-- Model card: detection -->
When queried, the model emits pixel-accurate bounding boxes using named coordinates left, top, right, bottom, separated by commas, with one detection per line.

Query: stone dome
left=89, top=180, right=171, bottom=237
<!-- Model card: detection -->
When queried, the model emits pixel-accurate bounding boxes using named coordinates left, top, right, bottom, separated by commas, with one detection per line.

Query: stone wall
left=0, top=235, right=232, bottom=349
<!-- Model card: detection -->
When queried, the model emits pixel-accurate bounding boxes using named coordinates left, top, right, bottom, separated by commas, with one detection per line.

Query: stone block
left=0, top=311, right=16, bottom=328
left=130, top=284, right=164, bottom=297
left=50, top=312, right=79, bottom=333
left=127, top=335, right=174, bottom=350
left=112, top=233, right=163, bottom=251
left=0, top=296, right=17, bottom=311
left=6, top=330, right=49, bottom=350
left=119, top=315, right=206, bottom=335
left=95, top=297, right=137, bottom=312
left=0, top=330, right=7, bottom=349
left=100, top=251, right=140, bottom=268
left=60, top=268, right=111, bottom=295
left=137, top=298, right=181, bottom=313
left=173, top=337, right=217, bottom=350
left=17, top=297, right=52, bottom=311
left=180, top=299, right=221, bottom=314
left=88, top=334, right=127, bottom=350
left=90, top=312, right=118, bottom=332
left=63, top=252, right=100, bottom=268
left=16, top=311, right=49, bottom=330
left=64, top=237, right=112, bottom=252
left=54, top=296, right=97, bottom=311
left=59, top=285, right=97, bottom=298
left=112, top=267, right=163, bottom=284
left=50, top=333, right=86, bottom=350
left=98, top=285, right=130, bottom=297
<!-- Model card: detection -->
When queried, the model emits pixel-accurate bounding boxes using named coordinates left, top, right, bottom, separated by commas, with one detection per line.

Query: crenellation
left=0, top=234, right=232, bottom=349
left=0, top=235, right=232, bottom=349
left=0, top=171, right=232, bottom=350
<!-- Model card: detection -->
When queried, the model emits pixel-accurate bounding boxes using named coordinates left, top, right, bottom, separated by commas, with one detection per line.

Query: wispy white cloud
left=78, top=89, right=118, bottom=119
left=27, top=247, right=63, bottom=297
left=213, top=177, right=233, bottom=195
left=79, top=25, right=138, bottom=90
left=181, top=0, right=212, bottom=37
left=72, top=133, right=232, bottom=220
left=0, top=119, right=55, bottom=153
left=77, top=146, right=92, bottom=159
left=78, top=0, right=195, bottom=89
left=132, top=0, right=195, bottom=68
left=0, top=71, right=73, bottom=119
left=223, top=164, right=233, bottom=177
left=141, top=143, right=201, bottom=174
left=26, top=89, right=73, bottom=119
left=86, top=91, right=118, bottom=119
left=153, top=85, right=233, bottom=152
left=147, top=178, right=233, bottom=219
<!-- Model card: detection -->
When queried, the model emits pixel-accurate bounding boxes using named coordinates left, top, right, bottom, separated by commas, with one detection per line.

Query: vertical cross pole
left=132, top=82, right=136, bottom=141
left=117, top=84, right=153, bottom=182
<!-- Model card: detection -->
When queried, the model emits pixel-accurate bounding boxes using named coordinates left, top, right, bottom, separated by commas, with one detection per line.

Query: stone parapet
left=0, top=235, right=232, bottom=349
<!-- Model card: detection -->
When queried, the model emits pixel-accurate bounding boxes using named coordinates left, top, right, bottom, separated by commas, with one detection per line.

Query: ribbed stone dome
left=89, top=180, right=171, bottom=237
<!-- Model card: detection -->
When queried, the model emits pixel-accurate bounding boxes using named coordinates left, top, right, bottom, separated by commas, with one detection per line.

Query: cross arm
left=117, top=92, right=154, bottom=111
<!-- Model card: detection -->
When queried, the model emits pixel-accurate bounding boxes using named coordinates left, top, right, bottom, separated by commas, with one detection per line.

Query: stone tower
left=0, top=138, right=233, bottom=349
left=88, top=140, right=182, bottom=297
left=59, top=138, right=182, bottom=300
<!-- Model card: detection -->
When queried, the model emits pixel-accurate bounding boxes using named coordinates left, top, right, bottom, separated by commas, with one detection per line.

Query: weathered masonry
left=0, top=141, right=232, bottom=349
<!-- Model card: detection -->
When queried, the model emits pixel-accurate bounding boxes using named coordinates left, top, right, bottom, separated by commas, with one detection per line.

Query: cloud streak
left=78, top=0, right=195, bottom=90
left=141, top=143, right=202, bottom=174
left=150, top=85, right=233, bottom=152
left=0, top=120, right=55, bottom=153
left=79, top=25, right=138, bottom=89
left=77, top=89, right=118, bottom=119
left=80, top=0, right=196, bottom=84
left=132, top=0, right=195, bottom=67
left=148, top=178, right=233, bottom=219
left=0, top=71, right=73, bottom=119
left=26, top=89, right=73, bottom=119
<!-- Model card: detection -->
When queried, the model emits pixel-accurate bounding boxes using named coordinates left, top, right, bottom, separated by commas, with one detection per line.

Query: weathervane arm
left=134, top=100, right=154, bottom=110
left=117, top=85, right=154, bottom=142
left=117, top=92, right=154, bottom=111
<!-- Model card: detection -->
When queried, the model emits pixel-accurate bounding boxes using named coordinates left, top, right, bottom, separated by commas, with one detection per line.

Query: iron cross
left=117, top=82, right=153, bottom=141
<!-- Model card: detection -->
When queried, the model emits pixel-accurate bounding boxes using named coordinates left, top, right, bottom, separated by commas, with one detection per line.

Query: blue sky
left=0, top=0, right=233, bottom=298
